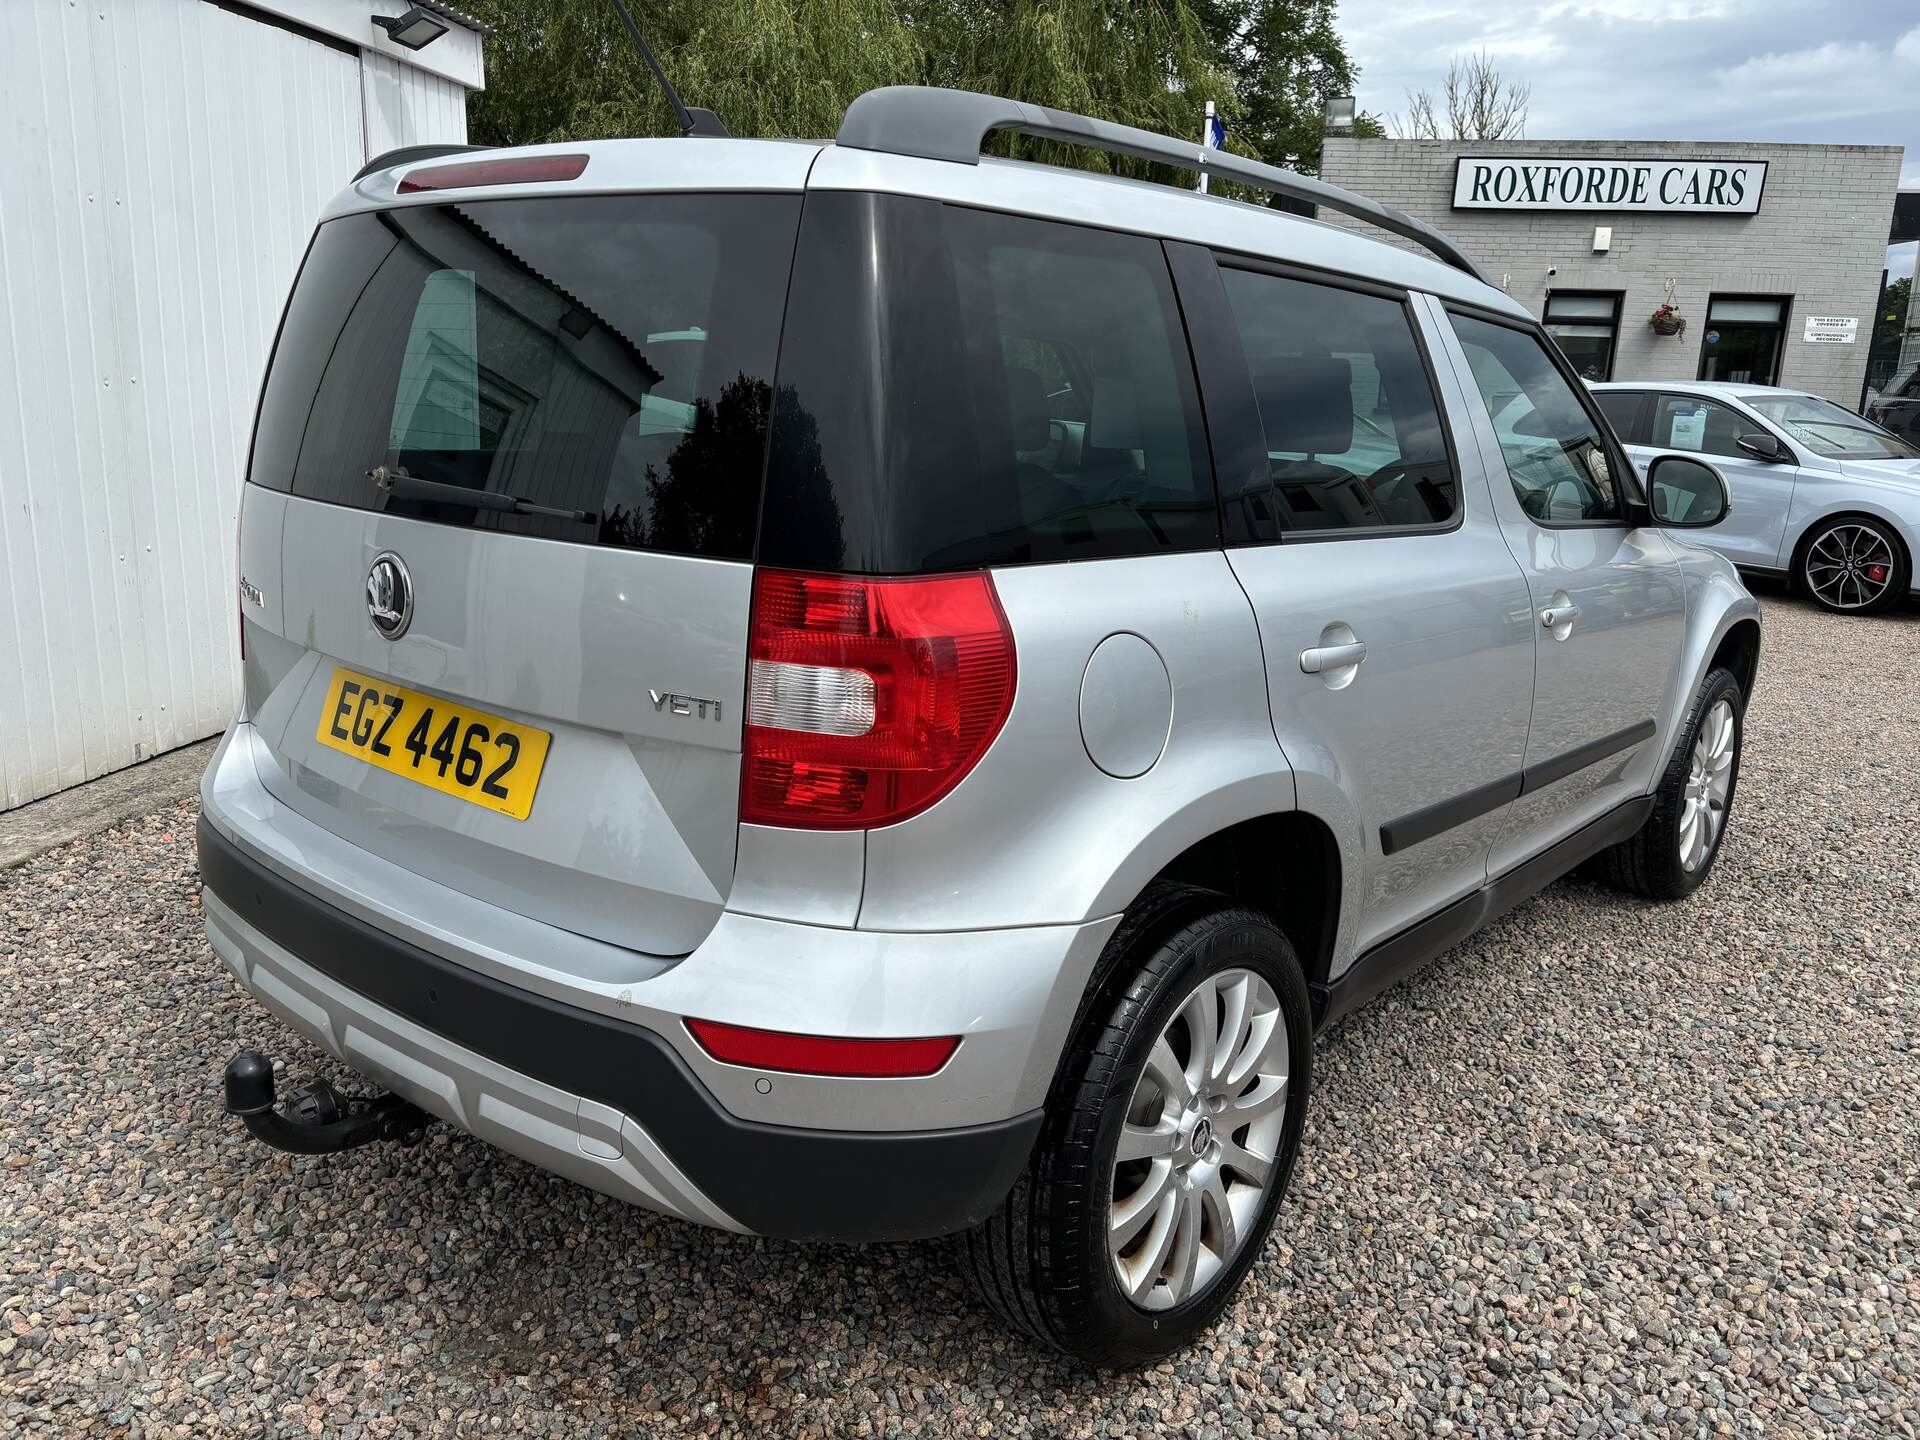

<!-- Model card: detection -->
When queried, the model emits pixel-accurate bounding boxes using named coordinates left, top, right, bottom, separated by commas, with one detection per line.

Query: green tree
left=466, top=0, right=920, bottom=147
left=1188, top=1, right=1380, bottom=171
left=464, top=1, right=1366, bottom=181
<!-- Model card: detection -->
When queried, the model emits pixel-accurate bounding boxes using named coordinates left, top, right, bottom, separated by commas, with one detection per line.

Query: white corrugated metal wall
left=0, top=0, right=477, bottom=810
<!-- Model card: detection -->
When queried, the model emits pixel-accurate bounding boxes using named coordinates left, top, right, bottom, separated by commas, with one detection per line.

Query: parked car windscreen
left=247, top=195, right=803, bottom=559
left=1743, top=393, right=1919, bottom=460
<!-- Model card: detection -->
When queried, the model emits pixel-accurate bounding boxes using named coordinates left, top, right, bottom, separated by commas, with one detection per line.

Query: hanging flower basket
left=1649, top=303, right=1687, bottom=337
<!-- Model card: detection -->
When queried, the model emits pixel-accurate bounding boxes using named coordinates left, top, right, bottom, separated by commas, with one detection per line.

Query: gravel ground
left=2, top=589, right=1917, bottom=1439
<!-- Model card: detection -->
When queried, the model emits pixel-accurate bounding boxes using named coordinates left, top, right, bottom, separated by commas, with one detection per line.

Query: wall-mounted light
left=373, top=5, right=450, bottom=50
left=1324, top=96, right=1357, bottom=136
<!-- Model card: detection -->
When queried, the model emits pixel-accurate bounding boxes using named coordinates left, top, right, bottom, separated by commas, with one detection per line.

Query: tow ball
left=223, top=1050, right=432, bottom=1155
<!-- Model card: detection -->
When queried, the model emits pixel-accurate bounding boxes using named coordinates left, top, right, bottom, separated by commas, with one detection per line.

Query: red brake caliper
left=1867, top=562, right=1890, bottom=584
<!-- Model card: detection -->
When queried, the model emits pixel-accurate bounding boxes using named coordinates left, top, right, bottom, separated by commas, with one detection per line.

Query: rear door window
left=761, top=194, right=1216, bottom=573
left=1214, top=267, right=1458, bottom=537
left=248, top=194, right=802, bottom=559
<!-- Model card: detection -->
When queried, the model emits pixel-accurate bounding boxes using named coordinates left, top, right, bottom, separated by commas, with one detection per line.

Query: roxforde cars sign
left=1453, top=157, right=1767, bottom=214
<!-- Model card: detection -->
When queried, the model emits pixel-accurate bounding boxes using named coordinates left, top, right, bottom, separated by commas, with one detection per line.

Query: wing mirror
left=1645, top=454, right=1731, bottom=528
left=1735, top=431, right=1789, bottom=463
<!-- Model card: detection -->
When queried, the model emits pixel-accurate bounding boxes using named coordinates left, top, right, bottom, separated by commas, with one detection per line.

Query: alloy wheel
left=1804, top=522, right=1897, bottom=611
left=1679, top=698, right=1736, bottom=872
left=1108, top=968, right=1289, bottom=1311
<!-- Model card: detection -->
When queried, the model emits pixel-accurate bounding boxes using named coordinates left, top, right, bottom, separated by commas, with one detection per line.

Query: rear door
left=1439, top=307, right=1685, bottom=873
left=1635, top=392, right=1800, bottom=568
left=239, top=187, right=803, bottom=956
left=1171, top=249, right=1536, bottom=955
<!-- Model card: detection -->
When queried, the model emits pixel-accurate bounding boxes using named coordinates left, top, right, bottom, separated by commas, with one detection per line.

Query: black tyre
left=960, top=887, right=1312, bottom=1367
left=1795, top=515, right=1909, bottom=615
left=1590, top=667, right=1744, bottom=901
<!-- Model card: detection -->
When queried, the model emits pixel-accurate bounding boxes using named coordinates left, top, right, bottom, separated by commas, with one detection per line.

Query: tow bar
left=223, top=1050, right=432, bottom=1155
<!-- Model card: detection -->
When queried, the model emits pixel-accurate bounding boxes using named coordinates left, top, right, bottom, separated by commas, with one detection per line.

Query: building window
left=1698, top=295, right=1791, bottom=386
left=1543, top=291, right=1622, bottom=381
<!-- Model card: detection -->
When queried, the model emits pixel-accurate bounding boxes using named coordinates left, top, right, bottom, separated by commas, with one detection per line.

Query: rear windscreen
left=248, top=194, right=801, bottom=559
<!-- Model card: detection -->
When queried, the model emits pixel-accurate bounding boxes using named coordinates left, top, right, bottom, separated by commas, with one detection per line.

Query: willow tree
left=465, top=0, right=1243, bottom=182
left=465, top=0, right=921, bottom=146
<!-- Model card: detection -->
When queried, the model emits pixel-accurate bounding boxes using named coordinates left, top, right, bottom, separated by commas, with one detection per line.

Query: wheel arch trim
left=1658, top=575, right=1762, bottom=776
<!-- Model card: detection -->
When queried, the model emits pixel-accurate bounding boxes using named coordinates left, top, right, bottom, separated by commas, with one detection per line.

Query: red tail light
left=685, top=1019, right=959, bottom=1078
left=741, top=569, right=1016, bottom=830
left=396, top=153, right=588, bottom=193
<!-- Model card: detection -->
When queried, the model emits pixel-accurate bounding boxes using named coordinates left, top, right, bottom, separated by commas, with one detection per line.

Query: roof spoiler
left=354, top=142, right=484, bottom=183
left=835, top=86, right=1487, bottom=284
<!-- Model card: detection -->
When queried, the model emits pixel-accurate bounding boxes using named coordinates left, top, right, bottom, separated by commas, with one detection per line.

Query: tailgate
left=235, top=180, right=802, bottom=955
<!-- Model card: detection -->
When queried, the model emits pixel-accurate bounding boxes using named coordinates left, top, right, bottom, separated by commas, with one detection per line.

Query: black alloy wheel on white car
left=1796, top=517, right=1909, bottom=616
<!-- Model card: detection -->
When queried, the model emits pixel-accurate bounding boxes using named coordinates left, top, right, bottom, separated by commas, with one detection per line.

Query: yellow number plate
left=313, top=667, right=551, bottom=820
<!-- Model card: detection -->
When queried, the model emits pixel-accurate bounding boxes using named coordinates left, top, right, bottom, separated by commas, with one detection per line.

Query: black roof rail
left=835, top=86, right=1487, bottom=284
left=354, top=143, right=485, bottom=183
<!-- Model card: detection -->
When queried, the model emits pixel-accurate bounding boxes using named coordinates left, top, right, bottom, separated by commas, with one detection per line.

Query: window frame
left=1443, top=300, right=1648, bottom=532
left=1543, top=289, right=1624, bottom=382
left=1180, top=246, right=1468, bottom=546
left=1696, top=292, right=1794, bottom=386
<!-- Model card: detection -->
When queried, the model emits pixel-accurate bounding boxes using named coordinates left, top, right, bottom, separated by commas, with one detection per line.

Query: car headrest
left=1251, top=355, right=1354, bottom=454
left=1004, top=366, right=1051, bottom=452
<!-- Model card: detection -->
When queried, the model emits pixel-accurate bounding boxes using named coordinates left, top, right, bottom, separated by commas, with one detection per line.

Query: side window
left=1650, top=394, right=1766, bottom=460
left=1217, top=267, right=1458, bottom=537
left=1450, top=314, right=1622, bottom=525
left=946, top=205, right=1217, bottom=565
left=761, top=194, right=1216, bottom=574
left=1593, top=390, right=1647, bottom=444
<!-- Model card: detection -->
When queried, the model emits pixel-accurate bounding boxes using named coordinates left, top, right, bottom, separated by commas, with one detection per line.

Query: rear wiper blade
left=369, top=467, right=597, bottom=525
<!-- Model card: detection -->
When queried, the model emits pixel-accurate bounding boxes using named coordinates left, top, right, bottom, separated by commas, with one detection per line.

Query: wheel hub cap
left=1186, top=1116, right=1213, bottom=1159
left=1107, top=968, right=1290, bottom=1312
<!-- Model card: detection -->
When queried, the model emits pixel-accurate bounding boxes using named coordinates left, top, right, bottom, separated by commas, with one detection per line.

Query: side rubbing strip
left=1379, top=772, right=1522, bottom=857
left=1521, top=719, right=1656, bottom=795
left=1379, top=719, right=1655, bottom=856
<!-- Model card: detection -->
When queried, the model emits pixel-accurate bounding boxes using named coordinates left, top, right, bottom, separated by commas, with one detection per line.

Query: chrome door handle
left=1540, top=603, right=1581, bottom=629
left=1299, top=640, right=1367, bottom=674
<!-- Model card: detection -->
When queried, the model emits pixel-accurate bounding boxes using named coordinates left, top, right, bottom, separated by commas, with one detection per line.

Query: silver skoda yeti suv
left=201, top=88, right=1761, bottom=1365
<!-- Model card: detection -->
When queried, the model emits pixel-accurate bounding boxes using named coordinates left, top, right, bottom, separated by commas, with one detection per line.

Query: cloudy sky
left=1339, top=0, right=1919, bottom=189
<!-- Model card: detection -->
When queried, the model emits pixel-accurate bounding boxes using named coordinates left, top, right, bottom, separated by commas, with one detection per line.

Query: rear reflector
left=396, top=153, right=589, bottom=194
left=684, top=1019, right=959, bottom=1078
left=741, top=569, right=1016, bottom=829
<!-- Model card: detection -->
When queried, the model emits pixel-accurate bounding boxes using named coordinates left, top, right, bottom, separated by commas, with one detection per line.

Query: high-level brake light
left=396, top=154, right=589, bottom=194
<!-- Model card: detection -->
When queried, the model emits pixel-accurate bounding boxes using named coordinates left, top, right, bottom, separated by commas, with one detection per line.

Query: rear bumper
left=199, top=814, right=1042, bottom=1241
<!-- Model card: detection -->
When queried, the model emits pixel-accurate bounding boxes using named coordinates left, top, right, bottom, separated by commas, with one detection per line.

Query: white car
left=1592, top=380, right=1920, bottom=614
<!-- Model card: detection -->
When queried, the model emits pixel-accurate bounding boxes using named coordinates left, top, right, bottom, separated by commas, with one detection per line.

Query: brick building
left=1318, top=137, right=1904, bottom=406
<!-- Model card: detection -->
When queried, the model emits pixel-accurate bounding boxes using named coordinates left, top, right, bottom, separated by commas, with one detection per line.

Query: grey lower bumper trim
left=198, top=815, right=1043, bottom=1241
left=205, top=888, right=748, bottom=1232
